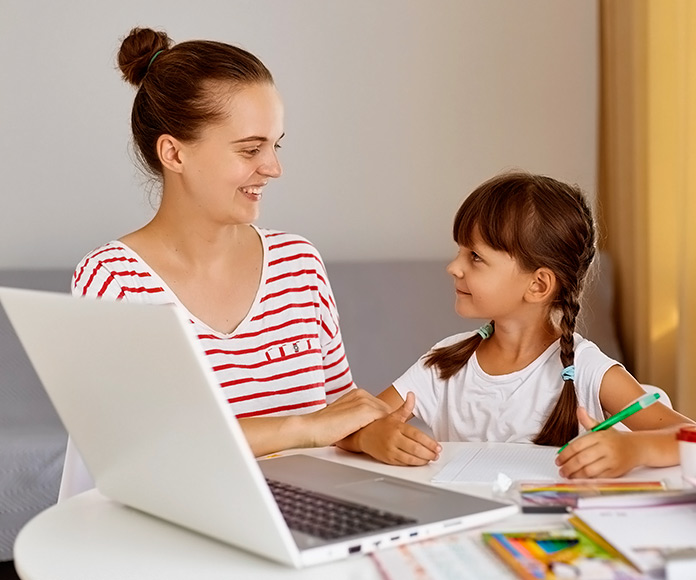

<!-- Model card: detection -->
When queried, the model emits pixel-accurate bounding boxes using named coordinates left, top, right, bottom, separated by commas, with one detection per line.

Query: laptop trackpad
left=337, top=478, right=438, bottom=509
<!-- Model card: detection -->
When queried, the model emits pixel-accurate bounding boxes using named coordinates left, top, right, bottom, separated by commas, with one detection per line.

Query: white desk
left=13, top=443, right=683, bottom=580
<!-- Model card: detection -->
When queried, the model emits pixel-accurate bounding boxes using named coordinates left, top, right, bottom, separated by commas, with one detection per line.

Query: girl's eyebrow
left=467, top=241, right=490, bottom=258
left=232, top=132, right=285, bottom=144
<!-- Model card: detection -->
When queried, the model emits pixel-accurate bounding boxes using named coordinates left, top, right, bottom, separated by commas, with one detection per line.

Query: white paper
left=432, top=445, right=561, bottom=483
left=372, top=535, right=511, bottom=580
left=573, top=504, right=696, bottom=573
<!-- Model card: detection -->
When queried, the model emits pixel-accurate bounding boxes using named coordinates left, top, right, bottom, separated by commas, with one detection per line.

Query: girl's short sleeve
left=392, top=333, right=473, bottom=428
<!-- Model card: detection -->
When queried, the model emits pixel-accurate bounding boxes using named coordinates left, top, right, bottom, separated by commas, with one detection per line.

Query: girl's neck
left=476, top=319, right=560, bottom=376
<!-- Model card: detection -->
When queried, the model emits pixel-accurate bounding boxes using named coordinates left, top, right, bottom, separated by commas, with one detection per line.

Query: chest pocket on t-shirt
left=264, top=339, right=316, bottom=361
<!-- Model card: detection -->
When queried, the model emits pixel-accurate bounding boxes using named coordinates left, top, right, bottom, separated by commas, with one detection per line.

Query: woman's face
left=174, top=82, right=285, bottom=225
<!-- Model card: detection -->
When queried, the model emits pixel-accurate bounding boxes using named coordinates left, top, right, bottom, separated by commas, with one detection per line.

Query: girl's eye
left=470, top=251, right=482, bottom=262
left=274, top=142, right=282, bottom=150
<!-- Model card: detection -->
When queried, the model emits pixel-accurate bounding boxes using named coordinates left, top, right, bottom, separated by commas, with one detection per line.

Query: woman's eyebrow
left=232, top=132, right=285, bottom=144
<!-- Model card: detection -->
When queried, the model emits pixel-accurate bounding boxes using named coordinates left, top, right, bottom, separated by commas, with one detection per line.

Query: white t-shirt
left=393, top=332, right=620, bottom=443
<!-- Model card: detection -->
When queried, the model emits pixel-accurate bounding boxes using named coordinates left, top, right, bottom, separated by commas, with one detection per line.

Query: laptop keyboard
left=266, top=478, right=417, bottom=540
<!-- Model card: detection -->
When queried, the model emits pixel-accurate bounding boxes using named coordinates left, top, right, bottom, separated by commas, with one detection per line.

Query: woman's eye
left=274, top=142, right=282, bottom=150
left=244, top=147, right=261, bottom=156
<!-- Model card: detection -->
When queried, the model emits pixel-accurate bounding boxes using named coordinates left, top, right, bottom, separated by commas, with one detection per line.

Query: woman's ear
left=157, top=134, right=184, bottom=173
left=526, top=267, right=557, bottom=303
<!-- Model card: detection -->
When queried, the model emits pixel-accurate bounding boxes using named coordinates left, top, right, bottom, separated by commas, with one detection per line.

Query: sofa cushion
left=0, top=270, right=71, bottom=561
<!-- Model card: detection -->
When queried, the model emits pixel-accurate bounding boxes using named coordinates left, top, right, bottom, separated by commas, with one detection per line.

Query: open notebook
left=433, top=443, right=561, bottom=483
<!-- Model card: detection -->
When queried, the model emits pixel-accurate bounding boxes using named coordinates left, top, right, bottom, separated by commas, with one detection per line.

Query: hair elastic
left=147, top=50, right=164, bottom=71
left=561, top=365, right=575, bottom=381
left=477, top=322, right=494, bottom=340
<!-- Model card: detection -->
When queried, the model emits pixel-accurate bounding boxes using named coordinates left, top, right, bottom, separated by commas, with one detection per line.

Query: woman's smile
left=239, top=182, right=267, bottom=202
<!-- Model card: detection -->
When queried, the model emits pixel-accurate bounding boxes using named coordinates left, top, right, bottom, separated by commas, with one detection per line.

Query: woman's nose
left=259, top=151, right=282, bottom=178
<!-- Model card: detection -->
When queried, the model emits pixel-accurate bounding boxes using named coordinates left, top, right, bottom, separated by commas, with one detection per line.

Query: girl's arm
left=556, top=365, right=695, bottom=478
left=335, top=386, right=442, bottom=466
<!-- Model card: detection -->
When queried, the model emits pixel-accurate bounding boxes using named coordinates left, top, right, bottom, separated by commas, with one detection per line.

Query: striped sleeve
left=72, top=243, right=167, bottom=302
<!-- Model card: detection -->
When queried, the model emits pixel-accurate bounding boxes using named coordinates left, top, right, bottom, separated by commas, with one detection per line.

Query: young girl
left=337, top=172, right=694, bottom=478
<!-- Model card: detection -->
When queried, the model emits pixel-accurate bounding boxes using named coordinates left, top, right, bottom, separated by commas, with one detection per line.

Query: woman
left=61, top=27, right=387, bottom=498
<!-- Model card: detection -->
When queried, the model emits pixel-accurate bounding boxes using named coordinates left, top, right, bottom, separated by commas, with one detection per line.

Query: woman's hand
left=350, top=392, right=442, bottom=466
left=239, top=388, right=390, bottom=457
left=303, top=388, right=393, bottom=448
left=556, top=407, right=641, bottom=478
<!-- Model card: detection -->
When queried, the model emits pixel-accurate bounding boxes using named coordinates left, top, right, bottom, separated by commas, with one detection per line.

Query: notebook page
left=432, top=445, right=560, bottom=483
left=573, top=504, right=696, bottom=573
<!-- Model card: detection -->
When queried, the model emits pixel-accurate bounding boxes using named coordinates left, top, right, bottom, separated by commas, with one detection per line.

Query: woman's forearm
left=238, top=415, right=310, bottom=457
left=238, top=388, right=392, bottom=457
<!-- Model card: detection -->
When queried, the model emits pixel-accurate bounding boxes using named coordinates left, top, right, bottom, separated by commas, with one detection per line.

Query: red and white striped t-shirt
left=71, top=227, right=354, bottom=419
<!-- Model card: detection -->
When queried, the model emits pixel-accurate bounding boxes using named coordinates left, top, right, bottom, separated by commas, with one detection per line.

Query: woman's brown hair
left=117, top=27, right=274, bottom=178
left=424, top=172, right=597, bottom=446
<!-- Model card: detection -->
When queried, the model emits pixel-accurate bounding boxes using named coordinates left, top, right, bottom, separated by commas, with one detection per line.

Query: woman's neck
left=120, top=214, right=258, bottom=282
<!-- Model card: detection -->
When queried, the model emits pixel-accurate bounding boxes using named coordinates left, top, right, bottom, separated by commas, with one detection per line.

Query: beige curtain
left=599, top=0, right=696, bottom=417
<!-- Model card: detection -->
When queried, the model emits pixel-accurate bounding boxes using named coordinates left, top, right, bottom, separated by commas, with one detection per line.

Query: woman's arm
left=556, top=365, right=695, bottom=478
left=336, top=386, right=442, bottom=466
left=238, top=388, right=391, bottom=457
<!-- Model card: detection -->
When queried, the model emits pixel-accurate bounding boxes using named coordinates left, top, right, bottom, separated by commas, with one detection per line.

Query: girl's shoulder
left=573, top=333, right=615, bottom=359
left=572, top=333, right=622, bottom=374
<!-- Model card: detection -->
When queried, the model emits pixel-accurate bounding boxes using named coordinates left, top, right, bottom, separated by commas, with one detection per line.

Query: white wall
left=0, top=0, right=597, bottom=268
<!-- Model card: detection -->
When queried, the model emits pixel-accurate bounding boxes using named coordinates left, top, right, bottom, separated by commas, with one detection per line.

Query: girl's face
left=174, top=82, right=284, bottom=225
left=446, top=231, right=535, bottom=321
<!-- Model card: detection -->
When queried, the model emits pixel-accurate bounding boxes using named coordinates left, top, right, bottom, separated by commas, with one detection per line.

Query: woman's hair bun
left=118, top=27, right=172, bottom=86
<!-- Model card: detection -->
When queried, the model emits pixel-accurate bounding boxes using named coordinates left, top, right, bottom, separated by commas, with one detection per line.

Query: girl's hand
left=555, top=407, right=642, bottom=478
left=354, top=392, right=442, bottom=466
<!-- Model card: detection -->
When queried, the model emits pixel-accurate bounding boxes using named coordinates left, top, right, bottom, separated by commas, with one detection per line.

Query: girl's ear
left=157, top=134, right=184, bottom=173
left=526, top=267, right=557, bottom=303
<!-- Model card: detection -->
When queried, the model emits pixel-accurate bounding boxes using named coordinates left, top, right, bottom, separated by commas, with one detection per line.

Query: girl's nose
left=446, top=258, right=462, bottom=278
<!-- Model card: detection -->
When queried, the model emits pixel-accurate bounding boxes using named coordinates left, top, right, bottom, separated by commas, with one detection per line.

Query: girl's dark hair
left=117, top=27, right=274, bottom=177
left=424, top=171, right=597, bottom=446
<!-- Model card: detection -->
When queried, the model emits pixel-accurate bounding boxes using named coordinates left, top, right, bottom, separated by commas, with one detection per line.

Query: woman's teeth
left=241, top=186, right=263, bottom=197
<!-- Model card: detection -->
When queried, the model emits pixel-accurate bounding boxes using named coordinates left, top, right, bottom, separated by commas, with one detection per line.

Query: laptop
left=0, top=286, right=517, bottom=568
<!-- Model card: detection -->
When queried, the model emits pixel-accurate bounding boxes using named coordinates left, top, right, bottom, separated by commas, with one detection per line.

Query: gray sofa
left=0, top=270, right=72, bottom=561
left=328, top=254, right=623, bottom=392
left=0, top=254, right=622, bottom=561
